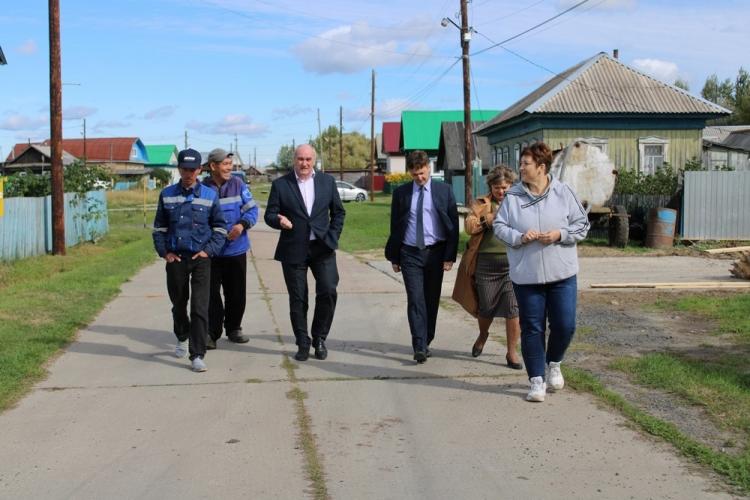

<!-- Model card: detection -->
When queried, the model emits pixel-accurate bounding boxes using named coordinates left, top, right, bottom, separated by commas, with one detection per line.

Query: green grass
left=654, top=293, right=750, bottom=339
left=0, top=192, right=157, bottom=411
left=565, top=366, right=750, bottom=493
left=338, top=196, right=392, bottom=253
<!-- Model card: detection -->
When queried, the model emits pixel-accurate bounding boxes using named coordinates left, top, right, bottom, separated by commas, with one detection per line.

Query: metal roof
left=703, top=125, right=750, bottom=144
left=382, top=122, right=401, bottom=154
left=476, top=52, right=731, bottom=134
left=437, top=122, right=493, bottom=170
left=5, top=144, right=78, bottom=167
left=402, top=110, right=500, bottom=151
left=722, top=131, right=750, bottom=151
left=145, top=144, right=178, bottom=165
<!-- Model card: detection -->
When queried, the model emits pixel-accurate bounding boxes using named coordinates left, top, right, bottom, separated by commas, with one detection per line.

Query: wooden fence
left=0, top=191, right=109, bottom=261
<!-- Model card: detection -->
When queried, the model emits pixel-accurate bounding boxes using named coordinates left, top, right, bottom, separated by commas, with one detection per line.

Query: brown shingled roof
left=6, top=137, right=140, bottom=162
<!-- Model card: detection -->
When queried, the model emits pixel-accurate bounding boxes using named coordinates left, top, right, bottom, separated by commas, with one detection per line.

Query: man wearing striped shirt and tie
left=385, top=150, right=459, bottom=363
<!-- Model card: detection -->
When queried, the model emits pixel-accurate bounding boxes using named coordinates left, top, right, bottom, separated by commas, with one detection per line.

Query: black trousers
left=281, top=240, right=339, bottom=348
left=399, top=243, right=446, bottom=353
left=209, top=253, right=247, bottom=340
left=166, top=256, right=210, bottom=360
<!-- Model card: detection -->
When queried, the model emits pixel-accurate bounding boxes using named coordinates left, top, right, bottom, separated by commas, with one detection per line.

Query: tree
left=149, top=167, right=172, bottom=188
left=701, top=67, right=750, bottom=124
left=313, top=125, right=371, bottom=171
left=276, top=144, right=294, bottom=170
left=673, top=78, right=690, bottom=91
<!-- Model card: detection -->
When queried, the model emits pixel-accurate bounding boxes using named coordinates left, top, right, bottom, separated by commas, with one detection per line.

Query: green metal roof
left=145, top=144, right=178, bottom=165
left=401, top=110, right=500, bottom=150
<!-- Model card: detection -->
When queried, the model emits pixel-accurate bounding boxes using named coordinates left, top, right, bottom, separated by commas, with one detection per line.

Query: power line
left=203, top=1, right=455, bottom=61
left=474, top=0, right=547, bottom=27
left=471, top=0, right=589, bottom=57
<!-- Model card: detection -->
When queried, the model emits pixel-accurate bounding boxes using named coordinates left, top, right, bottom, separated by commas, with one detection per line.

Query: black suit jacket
left=264, top=171, right=346, bottom=264
left=385, top=180, right=459, bottom=265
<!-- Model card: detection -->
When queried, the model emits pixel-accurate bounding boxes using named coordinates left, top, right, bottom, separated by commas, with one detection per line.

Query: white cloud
left=631, top=58, right=680, bottom=83
left=377, top=98, right=414, bottom=120
left=187, top=114, right=269, bottom=137
left=63, top=106, right=98, bottom=120
left=17, top=39, right=37, bottom=55
left=557, top=0, right=635, bottom=9
left=143, top=105, right=178, bottom=120
left=293, top=21, right=435, bottom=74
left=0, top=113, right=47, bottom=131
left=93, top=120, right=131, bottom=132
left=273, top=105, right=314, bottom=119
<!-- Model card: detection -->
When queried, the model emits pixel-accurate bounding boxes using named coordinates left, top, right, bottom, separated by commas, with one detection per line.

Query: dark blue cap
left=177, top=148, right=202, bottom=169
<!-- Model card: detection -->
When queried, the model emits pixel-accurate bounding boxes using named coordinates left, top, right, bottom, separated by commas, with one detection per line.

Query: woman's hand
left=521, top=230, right=540, bottom=244
left=538, top=230, right=561, bottom=245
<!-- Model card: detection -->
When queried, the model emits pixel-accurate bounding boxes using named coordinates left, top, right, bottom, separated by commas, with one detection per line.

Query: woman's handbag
left=451, top=233, right=481, bottom=318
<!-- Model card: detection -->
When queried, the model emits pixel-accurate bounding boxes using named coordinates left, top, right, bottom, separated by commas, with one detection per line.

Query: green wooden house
left=400, top=109, right=500, bottom=176
left=475, top=52, right=730, bottom=174
left=145, top=144, right=179, bottom=183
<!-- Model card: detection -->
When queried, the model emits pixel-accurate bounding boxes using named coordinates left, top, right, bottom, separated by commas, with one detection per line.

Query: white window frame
left=638, top=137, right=669, bottom=175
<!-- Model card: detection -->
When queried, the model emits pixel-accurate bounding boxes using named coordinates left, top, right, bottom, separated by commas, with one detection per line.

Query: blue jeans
left=513, top=275, right=577, bottom=380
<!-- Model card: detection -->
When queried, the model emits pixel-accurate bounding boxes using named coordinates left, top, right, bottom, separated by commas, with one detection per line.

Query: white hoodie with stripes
left=493, top=175, right=589, bottom=285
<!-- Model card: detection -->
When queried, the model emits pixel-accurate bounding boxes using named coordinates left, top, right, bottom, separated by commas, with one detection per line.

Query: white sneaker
left=174, top=340, right=189, bottom=358
left=191, top=357, right=207, bottom=372
left=547, top=361, right=564, bottom=391
left=526, top=376, right=546, bottom=402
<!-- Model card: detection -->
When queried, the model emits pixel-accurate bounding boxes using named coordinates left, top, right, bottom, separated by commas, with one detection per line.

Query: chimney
left=613, top=49, right=619, bottom=60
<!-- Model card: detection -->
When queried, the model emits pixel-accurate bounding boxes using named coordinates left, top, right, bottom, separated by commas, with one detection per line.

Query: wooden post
left=49, top=0, right=65, bottom=255
left=369, top=69, right=376, bottom=202
left=460, top=0, right=473, bottom=206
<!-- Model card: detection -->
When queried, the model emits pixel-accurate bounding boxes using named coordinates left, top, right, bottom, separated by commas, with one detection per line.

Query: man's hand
left=443, top=262, right=453, bottom=271
left=392, top=264, right=401, bottom=273
left=165, top=252, right=181, bottom=263
left=278, top=214, right=293, bottom=230
left=521, top=230, right=540, bottom=244
left=538, top=230, right=561, bottom=245
left=192, top=250, right=209, bottom=259
left=227, top=223, right=244, bottom=241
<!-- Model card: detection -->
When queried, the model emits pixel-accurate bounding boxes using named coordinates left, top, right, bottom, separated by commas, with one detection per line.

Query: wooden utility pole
left=339, top=106, right=344, bottom=181
left=369, top=69, right=376, bottom=202
left=460, top=0, right=474, bottom=205
left=49, top=0, right=65, bottom=255
left=82, top=118, right=87, bottom=162
left=184, top=130, right=188, bottom=149
left=317, top=108, right=323, bottom=172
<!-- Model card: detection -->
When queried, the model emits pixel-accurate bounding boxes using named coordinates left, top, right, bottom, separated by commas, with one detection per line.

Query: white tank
left=549, top=140, right=616, bottom=209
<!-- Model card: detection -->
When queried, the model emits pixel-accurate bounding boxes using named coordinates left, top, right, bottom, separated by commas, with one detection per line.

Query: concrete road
left=0, top=221, right=735, bottom=499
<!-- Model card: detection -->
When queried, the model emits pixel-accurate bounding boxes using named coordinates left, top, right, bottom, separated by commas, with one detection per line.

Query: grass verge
left=566, top=365, right=750, bottom=493
left=0, top=196, right=156, bottom=411
left=654, top=293, right=750, bottom=339
left=337, top=196, right=392, bottom=253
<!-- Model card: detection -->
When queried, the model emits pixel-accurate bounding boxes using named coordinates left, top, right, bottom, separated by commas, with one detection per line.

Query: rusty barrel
left=645, top=207, right=677, bottom=248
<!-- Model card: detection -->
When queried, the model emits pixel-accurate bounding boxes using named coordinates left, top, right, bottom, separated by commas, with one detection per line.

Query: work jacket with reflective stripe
left=152, top=181, right=227, bottom=258
left=203, top=176, right=259, bottom=257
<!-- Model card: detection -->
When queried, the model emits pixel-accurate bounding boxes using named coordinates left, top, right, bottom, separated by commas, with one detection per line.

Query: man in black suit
left=385, top=150, right=459, bottom=363
left=264, top=144, right=346, bottom=361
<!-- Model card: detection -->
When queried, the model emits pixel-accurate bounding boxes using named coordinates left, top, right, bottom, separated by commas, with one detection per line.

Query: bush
left=149, top=167, right=172, bottom=188
left=613, top=157, right=736, bottom=196
left=4, top=162, right=109, bottom=197
left=385, top=172, right=412, bottom=183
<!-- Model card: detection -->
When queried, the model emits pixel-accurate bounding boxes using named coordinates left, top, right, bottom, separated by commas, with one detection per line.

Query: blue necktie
left=416, top=186, right=425, bottom=250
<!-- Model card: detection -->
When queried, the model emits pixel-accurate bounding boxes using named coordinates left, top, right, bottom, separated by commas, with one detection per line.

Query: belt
left=404, top=241, right=446, bottom=251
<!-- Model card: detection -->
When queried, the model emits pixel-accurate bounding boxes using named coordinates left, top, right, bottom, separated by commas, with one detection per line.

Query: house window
left=708, top=150, right=728, bottom=170
left=638, top=137, right=669, bottom=175
left=514, top=144, right=521, bottom=168
left=503, top=146, right=509, bottom=165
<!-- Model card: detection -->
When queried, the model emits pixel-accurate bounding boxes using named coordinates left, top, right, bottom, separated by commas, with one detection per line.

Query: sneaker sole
left=548, top=383, right=564, bottom=391
left=526, top=393, right=545, bottom=402
left=192, top=366, right=207, bottom=372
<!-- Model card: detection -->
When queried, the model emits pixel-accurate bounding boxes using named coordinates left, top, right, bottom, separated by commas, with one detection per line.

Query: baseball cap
left=177, top=148, right=202, bottom=169
left=206, top=148, right=234, bottom=165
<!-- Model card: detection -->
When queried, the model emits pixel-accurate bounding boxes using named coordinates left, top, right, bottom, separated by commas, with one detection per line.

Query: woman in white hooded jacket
left=493, top=142, right=589, bottom=402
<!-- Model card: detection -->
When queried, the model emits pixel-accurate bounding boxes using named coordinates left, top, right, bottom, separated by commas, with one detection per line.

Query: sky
left=1, top=0, right=748, bottom=167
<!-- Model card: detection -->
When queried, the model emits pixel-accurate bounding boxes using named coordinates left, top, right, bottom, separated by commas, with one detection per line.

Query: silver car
left=336, top=181, right=368, bottom=202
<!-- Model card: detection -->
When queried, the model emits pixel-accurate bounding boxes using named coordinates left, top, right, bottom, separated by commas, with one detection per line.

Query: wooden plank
left=591, top=281, right=750, bottom=289
left=703, top=246, right=750, bottom=254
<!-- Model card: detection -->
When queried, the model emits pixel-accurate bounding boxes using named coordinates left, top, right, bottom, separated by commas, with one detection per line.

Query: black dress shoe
left=413, top=351, right=427, bottom=364
left=425, top=347, right=432, bottom=358
left=471, top=343, right=483, bottom=358
left=206, top=337, right=217, bottom=350
left=313, top=340, right=328, bottom=360
left=294, top=346, right=310, bottom=361
left=227, top=329, right=250, bottom=344
left=506, top=354, right=523, bottom=370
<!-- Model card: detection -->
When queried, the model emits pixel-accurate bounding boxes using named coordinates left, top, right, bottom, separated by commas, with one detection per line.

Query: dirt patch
left=571, top=290, right=748, bottom=456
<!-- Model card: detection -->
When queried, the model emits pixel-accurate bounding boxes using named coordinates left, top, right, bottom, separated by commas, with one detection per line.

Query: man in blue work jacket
left=153, top=148, right=227, bottom=372
left=203, top=148, right=259, bottom=348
